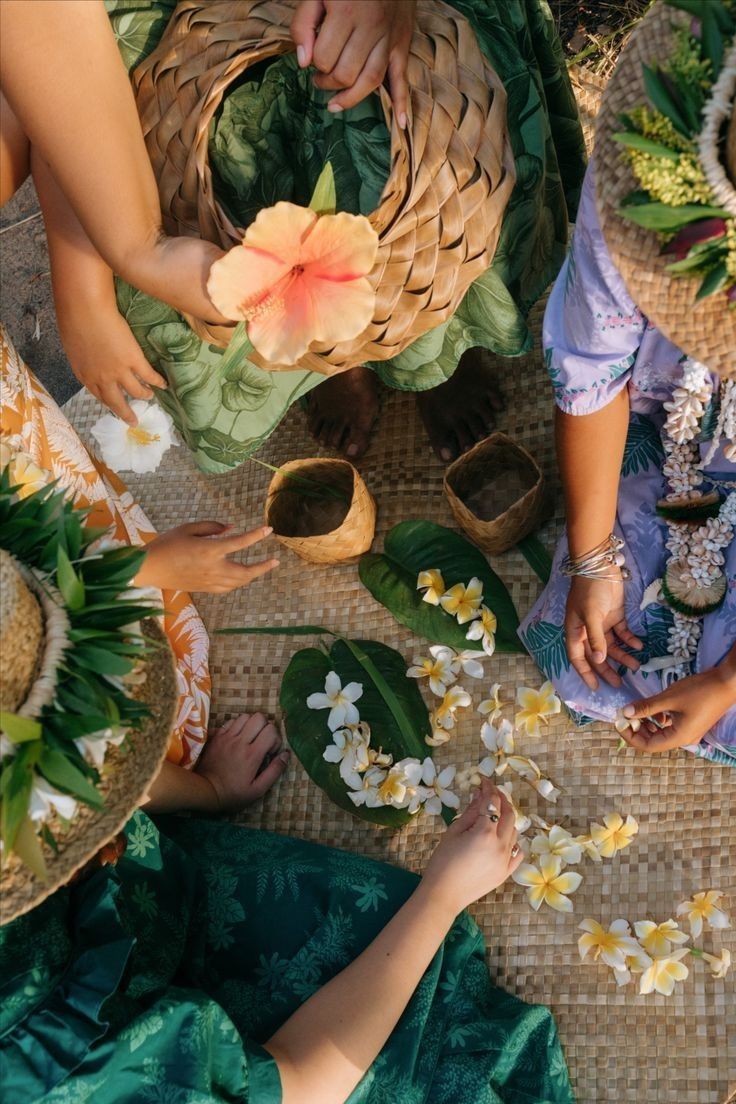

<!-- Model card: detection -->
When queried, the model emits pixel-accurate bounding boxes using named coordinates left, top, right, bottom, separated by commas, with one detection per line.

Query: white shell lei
left=655, top=358, right=736, bottom=676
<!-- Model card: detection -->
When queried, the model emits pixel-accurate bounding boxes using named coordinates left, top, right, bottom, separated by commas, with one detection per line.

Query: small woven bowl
left=265, top=458, right=376, bottom=564
left=443, top=432, right=549, bottom=555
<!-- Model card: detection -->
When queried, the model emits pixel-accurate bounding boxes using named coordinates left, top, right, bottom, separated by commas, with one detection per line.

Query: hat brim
left=595, top=1, right=736, bottom=375
left=0, top=618, right=176, bottom=925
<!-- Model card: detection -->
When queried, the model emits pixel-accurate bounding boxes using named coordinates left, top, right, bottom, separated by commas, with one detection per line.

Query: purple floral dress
left=519, top=164, right=736, bottom=766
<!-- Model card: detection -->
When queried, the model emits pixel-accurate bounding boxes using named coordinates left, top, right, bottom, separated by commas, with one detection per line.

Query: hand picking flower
left=478, top=683, right=505, bottom=723
left=416, top=569, right=446, bottom=606
left=514, top=681, right=561, bottom=737
left=589, top=813, right=639, bottom=858
left=207, top=201, right=379, bottom=365
left=633, top=919, right=689, bottom=957
left=407, top=646, right=457, bottom=697
left=512, top=854, right=582, bottom=913
left=307, top=671, right=363, bottom=732
left=91, top=401, right=178, bottom=474
left=577, top=918, right=644, bottom=971
left=497, top=782, right=532, bottom=833
left=464, top=605, right=497, bottom=656
left=676, top=890, right=731, bottom=938
left=531, top=826, right=583, bottom=865
left=638, top=950, right=690, bottom=997
left=440, top=578, right=483, bottom=624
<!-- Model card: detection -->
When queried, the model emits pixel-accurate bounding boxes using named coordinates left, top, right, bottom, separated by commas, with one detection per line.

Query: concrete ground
left=0, top=179, right=75, bottom=404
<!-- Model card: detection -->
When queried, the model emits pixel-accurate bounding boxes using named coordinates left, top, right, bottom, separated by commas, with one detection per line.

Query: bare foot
left=195, top=713, right=289, bottom=812
left=416, top=347, right=505, bottom=462
left=306, top=365, right=381, bottom=458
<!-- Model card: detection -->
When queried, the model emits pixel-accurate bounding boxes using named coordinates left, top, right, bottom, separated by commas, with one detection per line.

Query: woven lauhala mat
left=63, top=294, right=735, bottom=1103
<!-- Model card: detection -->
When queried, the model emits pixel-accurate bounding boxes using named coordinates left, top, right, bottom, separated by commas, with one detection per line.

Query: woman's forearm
left=265, top=879, right=457, bottom=1104
left=143, top=761, right=220, bottom=814
left=555, top=389, right=630, bottom=557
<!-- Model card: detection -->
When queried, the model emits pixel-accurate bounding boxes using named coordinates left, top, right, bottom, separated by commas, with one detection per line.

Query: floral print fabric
left=519, top=164, right=736, bottom=765
left=105, top=0, right=586, bottom=473
left=0, top=811, right=574, bottom=1103
left=0, top=327, right=210, bottom=766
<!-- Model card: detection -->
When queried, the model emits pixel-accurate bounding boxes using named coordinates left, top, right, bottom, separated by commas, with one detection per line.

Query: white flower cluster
left=416, top=570, right=497, bottom=655
left=579, top=890, right=731, bottom=996
left=662, top=358, right=712, bottom=446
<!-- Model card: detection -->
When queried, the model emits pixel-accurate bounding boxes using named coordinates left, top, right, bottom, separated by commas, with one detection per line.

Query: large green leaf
left=279, top=638, right=430, bottom=828
left=359, top=521, right=523, bottom=652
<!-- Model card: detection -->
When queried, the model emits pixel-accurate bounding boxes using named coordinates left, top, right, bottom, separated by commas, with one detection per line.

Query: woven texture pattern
left=131, top=0, right=516, bottom=374
left=444, top=431, right=550, bottom=554
left=265, top=458, right=376, bottom=564
left=64, top=295, right=735, bottom=1102
left=595, top=3, right=736, bottom=376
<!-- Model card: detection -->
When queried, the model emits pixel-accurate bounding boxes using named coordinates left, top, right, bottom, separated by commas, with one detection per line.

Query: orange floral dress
left=0, top=326, right=210, bottom=766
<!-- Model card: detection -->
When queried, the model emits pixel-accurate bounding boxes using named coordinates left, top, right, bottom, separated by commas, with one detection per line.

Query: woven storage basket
left=595, top=2, right=736, bottom=376
left=443, top=432, right=549, bottom=555
left=265, top=458, right=376, bottom=564
left=131, top=0, right=516, bottom=375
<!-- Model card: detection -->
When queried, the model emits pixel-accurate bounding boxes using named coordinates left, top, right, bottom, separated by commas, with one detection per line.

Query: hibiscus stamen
left=127, top=427, right=160, bottom=445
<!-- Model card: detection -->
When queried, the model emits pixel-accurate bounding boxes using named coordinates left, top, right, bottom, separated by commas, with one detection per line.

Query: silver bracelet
left=560, top=534, right=630, bottom=581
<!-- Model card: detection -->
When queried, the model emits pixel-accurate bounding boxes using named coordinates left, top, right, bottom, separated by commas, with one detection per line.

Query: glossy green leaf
left=309, top=160, right=337, bottom=215
left=56, top=546, right=85, bottom=610
left=611, top=132, right=680, bottom=160
left=695, top=261, right=728, bottom=300
left=280, top=638, right=430, bottom=827
left=0, top=712, right=42, bottom=744
left=359, top=521, right=523, bottom=652
left=517, top=534, right=552, bottom=585
left=618, top=202, right=728, bottom=232
left=38, top=748, right=104, bottom=809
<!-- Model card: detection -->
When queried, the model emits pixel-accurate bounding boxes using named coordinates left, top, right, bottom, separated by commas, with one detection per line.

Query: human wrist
left=413, top=875, right=462, bottom=929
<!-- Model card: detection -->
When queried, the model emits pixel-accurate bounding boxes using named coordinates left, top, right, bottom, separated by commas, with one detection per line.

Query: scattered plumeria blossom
left=514, top=681, right=561, bottom=737
left=416, top=569, right=446, bottom=606
left=439, top=578, right=483, bottom=624
left=478, top=682, right=505, bottom=723
left=90, top=401, right=178, bottom=475
left=465, top=605, right=497, bottom=656
left=676, top=890, right=731, bottom=938
left=531, top=826, right=583, bottom=865
left=634, top=919, right=689, bottom=957
left=322, top=722, right=372, bottom=789
left=307, top=671, right=363, bottom=732
left=639, top=950, right=690, bottom=997
left=403, top=758, right=460, bottom=816
left=432, top=685, right=472, bottom=732
left=589, top=813, right=639, bottom=858
left=578, top=919, right=645, bottom=971
left=450, top=650, right=486, bottom=680
left=513, top=854, right=583, bottom=913
left=697, top=948, right=731, bottom=980
left=407, top=646, right=457, bottom=697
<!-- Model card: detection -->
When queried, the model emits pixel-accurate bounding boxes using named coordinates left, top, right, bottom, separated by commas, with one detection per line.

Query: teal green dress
left=0, top=812, right=573, bottom=1103
left=105, top=0, right=586, bottom=472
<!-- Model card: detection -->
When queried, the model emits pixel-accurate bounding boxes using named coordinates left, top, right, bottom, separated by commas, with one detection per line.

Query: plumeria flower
left=589, top=813, right=639, bottom=858
left=74, top=727, right=126, bottom=770
left=0, top=442, right=48, bottom=499
left=614, top=710, right=641, bottom=734
left=28, top=776, right=78, bottom=823
left=425, top=714, right=452, bottom=748
left=307, top=672, right=363, bottom=732
left=614, top=942, right=654, bottom=987
left=465, top=605, right=497, bottom=656
left=433, top=685, right=472, bottom=730
left=532, top=777, right=561, bottom=803
left=403, top=758, right=459, bottom=816
left=577, top=919, right=643, bottom=970
left=440, top=578, right=483, bottom=624
left=514, top=682, right=561, bottom=737
left=90, top=402, right=178, bottom=474
left=639, top=950, right=690, bottom=996
left=368, top=747, right=393, bottom=769
left=513, top=854, right=583, bottom=913
left=700, top=948, right=732, bottom=980
left=478, top=683, right=505, bottom=723
left=416, top=569, right=446, bottom=606
left=531, top=826, right=583, bottom=865
left=633, top=919, right=689, bottom=957
left=574, top=834, right=603, bottom=863
left=407, top=646, right=456, bottom=697
left=323, top=723, right=371, bottom=789
left=449, top=650, right=486, bottom=680
left=348, top=766, right=388, bottom=809
left=481, top=718, right=515, bottom=757
left=676, top=890, right=731, bottom=938
left=207, top=202, right=379, bottom=365
left=375, top=765, right=413, bottom=809
left=497, top=782, right=532, bottom=833
left=455, top=764, right=484, bottom=793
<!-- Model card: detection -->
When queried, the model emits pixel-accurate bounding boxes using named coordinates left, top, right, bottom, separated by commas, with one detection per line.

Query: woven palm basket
left=64, top=291, right=735, bottom=1102
left=595, top=2, right=736, bottom=376
left=131, top=0, right=516, bottom=375
left=265, top=458, right=376, bottom=564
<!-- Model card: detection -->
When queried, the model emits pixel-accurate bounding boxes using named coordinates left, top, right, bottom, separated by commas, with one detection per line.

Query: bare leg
left=415, top=347, right=505, bottom=461
left=306, top=365, right=381, bottom=458
left=0, top=0, right=226, bottom=322
left=0, top=89, right=29, bottom=205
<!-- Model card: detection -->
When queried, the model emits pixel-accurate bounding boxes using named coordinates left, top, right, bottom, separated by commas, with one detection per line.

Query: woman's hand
left=421, top=780, right=523, bottom=915
left=290, top=0, right=416, bottom=124
left=136, top=522, right=279, bottom=594
left=564, top=573, right=643, bottom=691
left=618, top=661, right=736, bottom=753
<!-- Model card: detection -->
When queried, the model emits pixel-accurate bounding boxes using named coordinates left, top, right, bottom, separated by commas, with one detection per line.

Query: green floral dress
left=105, top=0, right=586, bottom=473
left=0, top=812, right=573, bottom=1103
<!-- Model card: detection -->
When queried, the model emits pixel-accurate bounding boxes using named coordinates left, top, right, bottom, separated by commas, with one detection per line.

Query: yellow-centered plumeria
left=514, top=682, right=561, bottom=737
left=638, top=950, right=690, bottom=997
left=478, top=682, right=505, bottom=723
left=577, top=919, right=643, bottom=971
left=676, top=890, right=731, bottom=938
left=589, top=813, right=639, bottom=858
left=699, top=948, right=731, bottom=980
left=433, top=685, right=472, bottom=730
left=439, top=578, right=483, bottom=624
left=512, top=854, right=582, bottom=913
left=0, top=441, right=47, bottom=500
left=407, top=645, right=457, bottom=698
left=633, top=919, right=689, bottom=957
left=465, top=605, right=497, bottom=656
left=531, top=826, right=583, bottom=865
left=416, top=569, right=446, bottom=606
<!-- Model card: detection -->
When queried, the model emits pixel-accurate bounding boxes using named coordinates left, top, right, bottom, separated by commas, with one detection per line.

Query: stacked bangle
left=560, top=534, right=630, bottom=581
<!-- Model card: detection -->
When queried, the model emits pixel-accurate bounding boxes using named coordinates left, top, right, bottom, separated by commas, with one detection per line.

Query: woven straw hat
left=595, top=1, right=736, bottom=374
left=131, top=0, right=516, bottom=375
left=0, top=554, right=177, bottom=925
